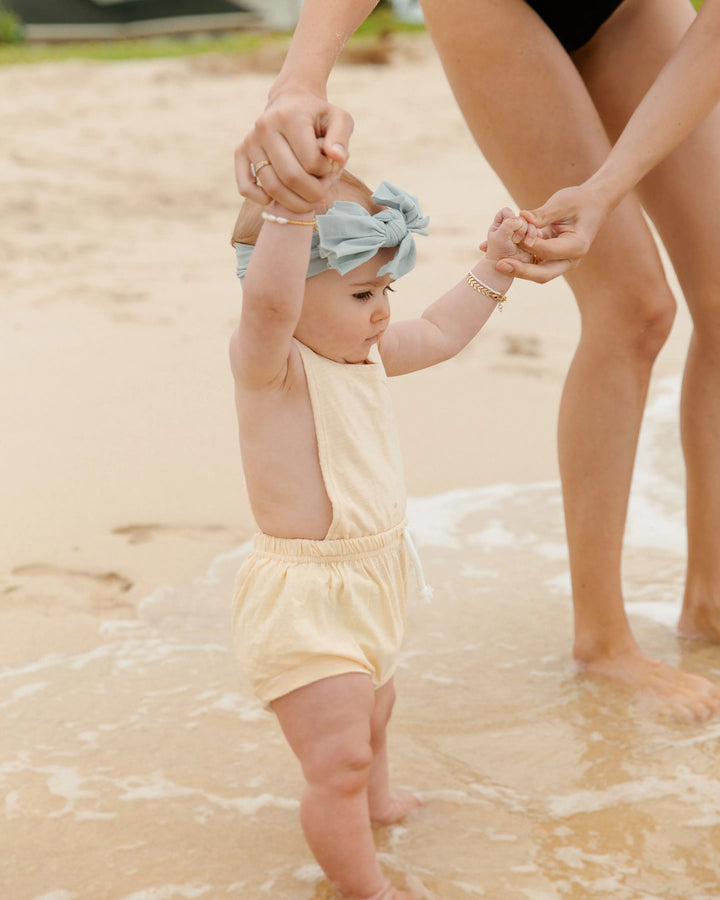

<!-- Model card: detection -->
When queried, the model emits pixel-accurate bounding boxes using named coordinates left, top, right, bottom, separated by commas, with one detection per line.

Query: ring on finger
left=250, top=159, right=271, bottom=184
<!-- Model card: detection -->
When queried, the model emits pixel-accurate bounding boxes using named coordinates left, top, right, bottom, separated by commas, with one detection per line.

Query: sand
left=2, top=33, right=715, bottom=900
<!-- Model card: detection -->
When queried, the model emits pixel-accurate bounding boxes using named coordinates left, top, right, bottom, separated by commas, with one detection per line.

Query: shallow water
left=3, top=376, right=720, bottom=900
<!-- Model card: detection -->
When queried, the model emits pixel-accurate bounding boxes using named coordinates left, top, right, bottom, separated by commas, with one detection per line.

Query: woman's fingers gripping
left=235, top=94, right=354, bottom=213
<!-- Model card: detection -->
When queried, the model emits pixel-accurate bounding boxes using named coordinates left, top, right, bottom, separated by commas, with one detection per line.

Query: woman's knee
left=629, top=287, right=676, bottom=360
left=579, top=272, right=676, bottom=362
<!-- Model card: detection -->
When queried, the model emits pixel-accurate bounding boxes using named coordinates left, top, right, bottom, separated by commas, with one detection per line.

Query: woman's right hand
left=234, top=87, right=354, bottom=213
left=497, top=182, right=613, bottom=283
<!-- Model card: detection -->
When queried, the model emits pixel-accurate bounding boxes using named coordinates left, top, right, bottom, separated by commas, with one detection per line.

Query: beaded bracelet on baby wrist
left=465, top=270, right=508, bottom=308
left=261, top=210, right=318, bottom=230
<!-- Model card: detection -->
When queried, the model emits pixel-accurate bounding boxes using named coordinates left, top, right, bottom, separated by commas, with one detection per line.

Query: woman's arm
left=509, top=0, right=720, bottom=282
left=270, top=0, right=379, bottom=99
left=585, top=0, right=720, bottom=210
left=234, top=0, right=378, bottom=212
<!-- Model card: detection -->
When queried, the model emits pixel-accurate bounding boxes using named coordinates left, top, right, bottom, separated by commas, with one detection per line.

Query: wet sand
left=2, top=34, right=717, bottom=900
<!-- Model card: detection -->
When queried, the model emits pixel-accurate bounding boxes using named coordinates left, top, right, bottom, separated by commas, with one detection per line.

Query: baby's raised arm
left=229, top=204, right=316, bottom=390
left=380, top=210, right=534, bottom=376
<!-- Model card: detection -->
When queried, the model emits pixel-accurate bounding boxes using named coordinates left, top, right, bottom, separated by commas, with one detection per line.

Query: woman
left=234, top=0, right=720, bottom=721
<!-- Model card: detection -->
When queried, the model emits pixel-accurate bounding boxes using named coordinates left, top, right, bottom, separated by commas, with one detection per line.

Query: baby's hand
left=481, top=207, right=538, bottom=264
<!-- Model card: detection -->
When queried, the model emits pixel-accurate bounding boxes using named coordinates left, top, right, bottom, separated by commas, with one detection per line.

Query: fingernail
left=497, top=263, right=514, bottom=274
left=331, top=143, right=347, bottom=159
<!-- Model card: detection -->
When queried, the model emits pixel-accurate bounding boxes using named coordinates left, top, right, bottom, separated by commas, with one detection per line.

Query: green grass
left=0, top=29, right=274, bottom=65
left=0, top=4, right=423, bottom=66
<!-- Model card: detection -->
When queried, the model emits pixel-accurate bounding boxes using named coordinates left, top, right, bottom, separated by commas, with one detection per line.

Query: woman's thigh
left=420, top=0, right=670, bottom=320
left=577, top=0, right=720, bottom=317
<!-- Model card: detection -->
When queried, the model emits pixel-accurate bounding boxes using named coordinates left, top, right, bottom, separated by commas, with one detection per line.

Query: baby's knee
left=303, top=737, right=374, bottom=795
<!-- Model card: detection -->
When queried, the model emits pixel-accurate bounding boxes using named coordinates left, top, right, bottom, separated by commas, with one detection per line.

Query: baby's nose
left=372, top=295, right=390, bottom=321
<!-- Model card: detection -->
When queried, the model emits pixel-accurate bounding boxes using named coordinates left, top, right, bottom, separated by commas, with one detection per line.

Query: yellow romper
left=232, top=340, right=410, bottom=708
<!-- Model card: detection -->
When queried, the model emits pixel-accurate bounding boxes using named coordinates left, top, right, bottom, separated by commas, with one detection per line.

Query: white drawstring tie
left=404, top=527, right=434, bottom=603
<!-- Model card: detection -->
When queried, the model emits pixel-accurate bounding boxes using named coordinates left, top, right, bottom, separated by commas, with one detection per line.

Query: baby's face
left=294, top=248, right=396, bottom=364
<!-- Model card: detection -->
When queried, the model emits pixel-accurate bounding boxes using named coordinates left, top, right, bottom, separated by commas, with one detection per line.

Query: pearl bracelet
left=465, top=270, right=507, bottom=307
left=261, top=210, right=317, bottom=229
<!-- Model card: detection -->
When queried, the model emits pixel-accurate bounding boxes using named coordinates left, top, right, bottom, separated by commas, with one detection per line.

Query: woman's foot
left=340, top=882, right=415, bottom=900
left=576, top=645, right=720, bottom=722
left=679, top=593, right=720, bottom=641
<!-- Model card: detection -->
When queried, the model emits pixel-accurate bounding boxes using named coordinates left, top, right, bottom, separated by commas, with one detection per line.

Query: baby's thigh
left=273, top=672, right=377, bottom=777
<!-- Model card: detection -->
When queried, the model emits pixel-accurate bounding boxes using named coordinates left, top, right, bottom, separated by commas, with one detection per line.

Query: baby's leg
left=273, top=673, right=414, bottom=900
left=367, top=679, right=420, bottom=825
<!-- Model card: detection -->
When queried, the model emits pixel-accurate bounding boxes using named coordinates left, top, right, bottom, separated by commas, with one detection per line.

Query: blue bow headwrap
left=234, top=181, right=428, bottom=282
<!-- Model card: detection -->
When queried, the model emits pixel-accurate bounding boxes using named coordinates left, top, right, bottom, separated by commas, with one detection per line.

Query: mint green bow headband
left=234, top=181, right=429, bottom=282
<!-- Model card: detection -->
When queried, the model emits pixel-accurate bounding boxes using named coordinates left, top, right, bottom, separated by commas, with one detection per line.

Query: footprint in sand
left=503, top=334, right=542, bottom=358
left=112, top=522, right=230, bottom=545
left=9, top=563, right=133, bottom=612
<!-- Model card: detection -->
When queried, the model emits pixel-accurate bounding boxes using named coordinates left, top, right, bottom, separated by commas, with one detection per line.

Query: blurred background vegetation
left=0, top=0, right=704, bottom=65
left=0, top=0, right=422, bottom=65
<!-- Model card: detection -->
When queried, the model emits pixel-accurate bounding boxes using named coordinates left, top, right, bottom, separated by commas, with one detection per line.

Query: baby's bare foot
left=369, top=789, right=421, bottom=825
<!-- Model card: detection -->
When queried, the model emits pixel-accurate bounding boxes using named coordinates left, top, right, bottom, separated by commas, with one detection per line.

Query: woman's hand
left=491, top=182, right=612, bottom=283
left=234, top=87, right=354, bottom=213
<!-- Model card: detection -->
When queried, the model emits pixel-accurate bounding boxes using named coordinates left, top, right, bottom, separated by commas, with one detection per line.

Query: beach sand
left=2, top=34, right=718, bottom=900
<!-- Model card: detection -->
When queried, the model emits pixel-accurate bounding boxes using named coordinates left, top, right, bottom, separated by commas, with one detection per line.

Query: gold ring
left=250, top=159, right=271, bottom=183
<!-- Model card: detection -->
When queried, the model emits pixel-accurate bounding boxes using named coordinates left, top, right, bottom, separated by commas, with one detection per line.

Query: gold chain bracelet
left=465, top=270, right=507, bottom=306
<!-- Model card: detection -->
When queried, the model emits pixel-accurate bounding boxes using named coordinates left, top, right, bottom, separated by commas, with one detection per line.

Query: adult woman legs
left=421, top=0, right=720, bottom=718
left=576, top=0, right=720, bottom=644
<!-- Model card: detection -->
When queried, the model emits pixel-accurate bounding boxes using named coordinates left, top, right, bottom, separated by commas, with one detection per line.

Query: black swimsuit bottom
left=525, top=0, right=626, bottom=52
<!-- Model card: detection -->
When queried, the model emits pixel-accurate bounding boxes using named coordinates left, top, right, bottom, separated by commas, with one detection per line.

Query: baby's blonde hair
left=231, top=170, right=384, bottom=246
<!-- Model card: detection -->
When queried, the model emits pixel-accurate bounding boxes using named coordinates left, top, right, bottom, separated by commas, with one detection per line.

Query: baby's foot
left=369, top=789, right=422, bottom=825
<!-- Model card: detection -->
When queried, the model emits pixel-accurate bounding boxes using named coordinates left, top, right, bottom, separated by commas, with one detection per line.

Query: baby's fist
left=483, top=207, right=537, bottom=264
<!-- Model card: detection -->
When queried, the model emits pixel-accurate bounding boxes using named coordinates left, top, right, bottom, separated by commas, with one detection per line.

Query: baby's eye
left=353, top=290, right=373, bottom=301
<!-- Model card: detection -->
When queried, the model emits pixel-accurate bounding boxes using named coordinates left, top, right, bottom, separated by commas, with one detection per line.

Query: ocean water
left=2, top=376, right=720, bottom=900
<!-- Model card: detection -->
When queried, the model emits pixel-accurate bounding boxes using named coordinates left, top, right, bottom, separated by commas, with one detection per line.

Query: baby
left=230, top=169, right=535, bottom=899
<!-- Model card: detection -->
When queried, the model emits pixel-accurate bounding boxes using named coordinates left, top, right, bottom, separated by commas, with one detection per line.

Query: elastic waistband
left=252, top=519, right=408, bottom=563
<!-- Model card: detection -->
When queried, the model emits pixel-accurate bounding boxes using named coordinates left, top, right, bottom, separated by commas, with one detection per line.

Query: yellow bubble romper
left=232, top=340, right=411, bottom=708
